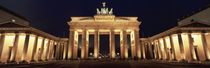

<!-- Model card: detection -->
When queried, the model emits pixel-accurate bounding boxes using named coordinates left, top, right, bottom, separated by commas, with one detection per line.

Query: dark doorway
left=78, top=35, right=82, bottom=58
left=115, top=35, right=120, bottom=58
left=99, top=35, right=110, bottom=57
left=89, top=35, right=94, bottom=57
left=127, top=35, right=131, bottom=58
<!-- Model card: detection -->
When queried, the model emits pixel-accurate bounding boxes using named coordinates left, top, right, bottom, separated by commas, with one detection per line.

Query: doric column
left=120, top=30, right=128, bottom=59
left=94, top=29, right=99, bottom=59
left=63, top=42, right=67, bottom=60
left=135, top=30, right=141, bottom=59
left=31, top=36, right=38, bottom=61
left=158, top=39, right=164, bottom=59
left=0, top=33, right=5, bottom=62
left=153, top=41, right=158, bottom=59
left=10, top=33, right=20, bottom=61
left=169, top=35, right=176, bottom=60
left=40, top=38, right=46, bottom=61
left=186, top=33, right=194, bottom=61
left=56, top=42, right=60, bottom=60
left=73, top=31, right=79, bottom=59
left=122, top=30, right=128, bottom=59
left=85, top=31, right=89, bottom=59
left=26, top=34, right=37, bottom=62
left=178, top=33, right=185, bottom=60
left=23, top=33, right=30, bottom=61
left=120, top=31, right=124, bottom=59
left=68, top=30, right=74, bottom=59
left=59, top=43, right=63, bottom=60
left=123, top=30, right=128, bottom=59
left=130, top=30, right=136, bottom=59
left=49, top=41, right=55, bottom=60
left=0, top=33, right=5, bottom=60
left=15, top=33, right=26, bottom=62
left=201, top=33, right=208, bottom=60
left=142, top=42, right=146, bottom=59
left=163, top=37, right=169, bottom=60
left=81, top=29, right=86, bottom=59
left=46, top=39, right=51, bottom=60
left=157, top=39, right=163, bottom=59
left=148, top=42, right=154, bottom=59
left=110, top=29, right=115, bottom=59
left=156, top=41, right=160, bottom=59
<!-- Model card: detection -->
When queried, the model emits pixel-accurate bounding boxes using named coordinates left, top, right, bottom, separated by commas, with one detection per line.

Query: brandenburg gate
left=67, top=3, right=141, bottom=59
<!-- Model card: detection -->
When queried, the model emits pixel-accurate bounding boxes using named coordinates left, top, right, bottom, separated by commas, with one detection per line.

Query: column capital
left=69, top=29, right=75, bottom=31
left=134, top=28, right=140, bottom=31
left=95, top=29, right=99, bottom=31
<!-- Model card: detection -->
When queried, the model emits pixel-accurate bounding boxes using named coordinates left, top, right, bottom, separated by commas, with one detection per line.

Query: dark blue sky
left=0, top=0, right=209, bottom=38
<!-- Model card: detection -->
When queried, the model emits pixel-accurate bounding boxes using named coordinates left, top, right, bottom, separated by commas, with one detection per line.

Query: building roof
left=178, top=3, right=210, bottom=22
left=0, top=5, right=30, bottom=22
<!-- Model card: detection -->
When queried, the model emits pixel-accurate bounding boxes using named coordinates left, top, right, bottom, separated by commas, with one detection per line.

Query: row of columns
left=144, top=32, right=210, bottom=61
left=0, top=33, right=67, bottom=63
left=68, top=29, right=140, bottom=59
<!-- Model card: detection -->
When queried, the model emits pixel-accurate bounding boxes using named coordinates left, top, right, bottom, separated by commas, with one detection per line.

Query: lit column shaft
left=23, top=34, right=30, bottom=61
left=201, top=33, right=208, bottom=60
left=0, top=33, right=5, bottom=61
left=25, top=34, right=37, bottom=62
left=142, top=42, right=146, bottom=59
left=0, top=33, right=6, bottom=62
left=153, top=41, right=158, bottom=59
left=94, top=30, right=99, bottom=59
left=135, top=30, right=141, bottom=59
left=46, top=40, right=51, bottom=60
left=15, top=33, right=26, bottom=62
left=63, top=42, right=67, bottom=60
left=73, top=31, right=78, bottom=59
left=158, top=40, right=163, bottom=59
left=130, top=30, right=136, bottom=59
left=163, top=38, right=169, bottom=60
left=68, top=30, right=74, bottom=59
left=110, top=29, right=115, bottom=59
left=31, top=36, right=38, bottom=61
left=187, top=33, right=194, bottom=61
left=60, top=43, right=64, bottom=60
left=10, top=33, right=20, bottom=61
left=148, top=42, right=154, bottom=59
left=178, top=34, right=185, bottom=60
left=120, top=31, right=124, bottom=59
left=57, top=42, right=61, bottom=60
left=85, top=31, right=89, bottom=59
left=81, top=29, right=86, bottom=59
left=49, top=41, right=55, bottom=60
left=169, top=35, right=176, bottom=60
left=123, top=30, right=128, bottom=59
left=40, top=38, right=45, bottom=61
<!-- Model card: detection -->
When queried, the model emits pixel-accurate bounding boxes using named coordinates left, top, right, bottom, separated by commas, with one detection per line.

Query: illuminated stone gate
left=67, top=2, right=141, bottom=59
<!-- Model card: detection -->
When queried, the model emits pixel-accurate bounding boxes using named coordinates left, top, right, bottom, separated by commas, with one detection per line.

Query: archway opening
left=99, top=35, right=110, bottom=58
left=78, top=35, right=82, bottom=58
left=115, top=35, right=120, bottom=59
left=88, top=35, right=94, bottom=58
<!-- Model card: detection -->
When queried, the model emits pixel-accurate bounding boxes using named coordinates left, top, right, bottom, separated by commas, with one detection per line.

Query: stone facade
left=140, top=6, right=210, bottom=62
left=0, top=5, right=68, bottom=63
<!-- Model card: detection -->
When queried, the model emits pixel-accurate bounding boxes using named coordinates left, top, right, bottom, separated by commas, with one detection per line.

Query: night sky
left=0, top=0, right=210, bottom=38
left=0, top=0, right=210, bottom=55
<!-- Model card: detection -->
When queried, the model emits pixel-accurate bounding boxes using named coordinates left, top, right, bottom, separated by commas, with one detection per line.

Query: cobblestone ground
left=0, top=60, right=210, bottom=68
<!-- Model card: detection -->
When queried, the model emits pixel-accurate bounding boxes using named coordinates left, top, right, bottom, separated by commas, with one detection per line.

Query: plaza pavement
left=0, top=60, right=210, bottom=68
